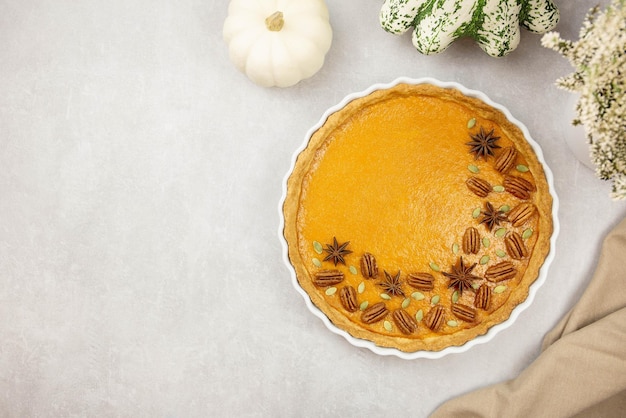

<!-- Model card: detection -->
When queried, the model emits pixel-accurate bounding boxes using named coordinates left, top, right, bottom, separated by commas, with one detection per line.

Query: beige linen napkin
left=431, top=217, right=626, bottom=418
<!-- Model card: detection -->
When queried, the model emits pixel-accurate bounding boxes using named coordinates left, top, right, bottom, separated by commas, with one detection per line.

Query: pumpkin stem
left=265, top=11, right=284, bottom=31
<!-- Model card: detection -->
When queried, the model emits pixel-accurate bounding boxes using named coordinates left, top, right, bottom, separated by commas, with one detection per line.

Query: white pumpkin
left=223, top=0, right=333, bottom=87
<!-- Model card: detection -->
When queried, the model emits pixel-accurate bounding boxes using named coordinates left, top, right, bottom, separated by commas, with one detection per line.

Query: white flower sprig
left=541, top=0, right=626, bottom=200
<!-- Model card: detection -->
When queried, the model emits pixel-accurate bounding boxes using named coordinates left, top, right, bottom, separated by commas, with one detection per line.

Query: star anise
left=379, top=270, right=405, bottom=297
left=443, top=257, right=481, bottom=295
left=323, top=237, right=352, bottom=266
left=466, top=127, right=501, bottom=160
left=479, top=201, right=508, bottom=232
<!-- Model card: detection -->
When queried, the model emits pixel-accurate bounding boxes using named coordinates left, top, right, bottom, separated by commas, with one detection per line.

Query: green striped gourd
left=380, top=0, right=559, bottom=57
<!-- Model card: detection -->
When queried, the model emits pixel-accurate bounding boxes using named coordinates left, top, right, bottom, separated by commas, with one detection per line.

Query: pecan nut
left=451, top=304, right=476, bottom=322
left=484, top=261, right=517, bottom=282
left=424, top=305, right=445, bottom=332
left=463, top=226, right=480, bottom=254
left=505, top=231, right=528, bottom=260
left=474, top=284, right=491, bottom=310
left=407, top=272, right=435, bottom=291
left=392, top=309, right=418, bottom=335
left=360, top=252, right=378, bottom=279
left=494, top=147, right=518, bottom=173
left=508, top=203, right=537, bottom=227
left=361, top=302, right=388, bottom=324
left=504, top=175, right=535, bottom=200
left=313, top=270, right=344, bottom=287
left=339, top=286, right=358, bottom=312
left=466, top=176, right=492, bottom=197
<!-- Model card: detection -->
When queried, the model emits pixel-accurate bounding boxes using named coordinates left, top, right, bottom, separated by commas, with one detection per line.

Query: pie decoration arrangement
left=281, top=80, right=554, bottom=354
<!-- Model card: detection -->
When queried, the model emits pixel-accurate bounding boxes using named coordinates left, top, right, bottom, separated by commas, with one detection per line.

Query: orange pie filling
left=284, top=83, right=552, bottom=352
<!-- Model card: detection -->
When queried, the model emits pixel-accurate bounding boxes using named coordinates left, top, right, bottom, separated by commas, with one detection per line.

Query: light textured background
left=1, top=0, right=625, bottom=416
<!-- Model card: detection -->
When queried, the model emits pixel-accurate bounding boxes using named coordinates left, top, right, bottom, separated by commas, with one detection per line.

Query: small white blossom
left=540, top=32, right=563, bottom=50
left=542, top=0, right=626, bottom=200
left=611, top=175, right=626, bottom=200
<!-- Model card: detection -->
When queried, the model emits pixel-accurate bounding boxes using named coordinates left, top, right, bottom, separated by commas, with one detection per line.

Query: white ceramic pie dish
left=278, top=77, right=560, bottom=359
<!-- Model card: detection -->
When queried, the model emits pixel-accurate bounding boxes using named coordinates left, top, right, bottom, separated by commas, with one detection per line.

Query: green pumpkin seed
left=482, top=237, right=490, bottom=248
left=480, top=255, right=490, bottom=265
left=472, top=207, right=482, bottom=218
left=522, top=228, right=533, bottom=239
left=468, top=164, right=480, bottom=173
left=516, top=164, right=529, bottom=173
left=472, top=282, right=481, bottom=290
left=452, top=243, right=460, bottom=254
left=383, top=320, right=393, bottom=332
left=452, top=291, right=459, bottom=303
left=429, top=262, right=440, bottom=272
left=431, top=295, right=440, bottom=305
left=415, top=309, right=424, bottom=322
left=349, top=265, right=358, bottom=275
left=360, top=301, right=369, bottom=311
left=499, top=205, right=510, bottom=213
left=312, top=258, right=322, bottom=267
left=496, top=249, right=507, bottom=258
left=495, top=227, right=507, bottom=238
left=313, top=241, right=323, bottom=254
left=467, top=118, right=477, bottom=129
left=402, top=298, right=411, bottom=309
left=494, top=285, right=507, bottom=294
left=358, top=281, right=365, bottom=294
left=493, top=185, right=505, bottom=193
left=447, top=320, right=459, bottom=327
left=412, top=291, right=425, bottom=301
left=380, top=293, right=391, bottom=300
left=325, top=287, right=337, bottom=296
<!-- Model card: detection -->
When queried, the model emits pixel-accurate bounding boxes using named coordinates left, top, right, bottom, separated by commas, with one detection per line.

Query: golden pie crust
left=283, top=83, right=553, bottom=353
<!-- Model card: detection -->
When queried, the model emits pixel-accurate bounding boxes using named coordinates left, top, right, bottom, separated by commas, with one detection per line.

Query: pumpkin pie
left=282, top=81, right=553, bottom=353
